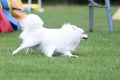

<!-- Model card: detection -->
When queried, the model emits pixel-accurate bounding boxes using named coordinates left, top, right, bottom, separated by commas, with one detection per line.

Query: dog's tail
left=20, top=14, right=44, bottom=30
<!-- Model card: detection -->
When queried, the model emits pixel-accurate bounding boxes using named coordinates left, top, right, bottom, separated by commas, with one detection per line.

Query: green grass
left=0, top=6, right=120, bottom=80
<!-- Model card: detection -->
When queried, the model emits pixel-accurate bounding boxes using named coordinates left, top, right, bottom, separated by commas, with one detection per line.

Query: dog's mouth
left=82, top=37, right=88, bottom=40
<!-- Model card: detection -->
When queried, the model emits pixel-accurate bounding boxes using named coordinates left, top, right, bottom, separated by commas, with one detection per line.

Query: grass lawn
left=0, top=5, right=120, bottom=80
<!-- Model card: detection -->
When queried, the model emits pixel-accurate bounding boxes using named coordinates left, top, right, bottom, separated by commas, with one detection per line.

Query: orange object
left=0, top=2, right=2, bottom=9
left=10, top=0, right=26, bottom=22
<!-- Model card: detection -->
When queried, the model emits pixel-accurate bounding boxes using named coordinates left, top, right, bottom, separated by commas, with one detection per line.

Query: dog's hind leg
left=12, top=42, right=37, bottom=55
left=26, top=48, right=31, bottom=54
left=12, top=45, right=27, bottom=55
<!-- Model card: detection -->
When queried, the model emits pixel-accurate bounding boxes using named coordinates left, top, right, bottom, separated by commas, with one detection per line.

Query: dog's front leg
left=63, top=51, right=78, bottom=58
left=43, top=45, right=56, bottom=57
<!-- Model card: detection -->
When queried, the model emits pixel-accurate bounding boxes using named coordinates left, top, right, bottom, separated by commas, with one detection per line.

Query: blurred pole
left=89, top=0, right=103, bottom=32
left=28, top=0, right=32, bottom=5
left=38, top=0, right=41, bottom=9
left=28, top=0, right=32, bottom=11
left=38, top=0, right=44, bottom=12
left=89, top=5, right=94, bottom=32
left=105, top=0, right=114, bottom=33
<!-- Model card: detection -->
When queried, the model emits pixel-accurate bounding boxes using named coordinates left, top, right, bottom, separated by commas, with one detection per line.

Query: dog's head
left=73, top=26, right=88, bottom=40
left=62, top=23, right=88, bottom=40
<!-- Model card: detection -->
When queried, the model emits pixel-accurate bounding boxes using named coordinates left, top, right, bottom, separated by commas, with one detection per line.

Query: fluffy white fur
left=12, top=14, right=88, bottom=58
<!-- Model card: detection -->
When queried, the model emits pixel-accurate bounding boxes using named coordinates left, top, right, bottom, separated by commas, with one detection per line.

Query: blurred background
left=22, top=0, right=120, bottom=5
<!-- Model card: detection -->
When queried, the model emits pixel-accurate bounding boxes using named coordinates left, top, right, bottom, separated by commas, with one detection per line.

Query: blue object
left=105, top=0, right=114, bottom=33
left=23, top=7, right=33, bottom=11
left=1, top=0, right=21, bottom=30
left=89, top=0, right=114, bottom=33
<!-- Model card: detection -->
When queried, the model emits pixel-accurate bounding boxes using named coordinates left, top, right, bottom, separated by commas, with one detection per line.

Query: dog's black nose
left=83, top=37, right=88, bottom=40
left=82, top=35, right=89, bottom=40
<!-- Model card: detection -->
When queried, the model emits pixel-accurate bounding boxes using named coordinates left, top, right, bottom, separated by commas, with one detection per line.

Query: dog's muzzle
left=82, top=34, right=89, bottom=40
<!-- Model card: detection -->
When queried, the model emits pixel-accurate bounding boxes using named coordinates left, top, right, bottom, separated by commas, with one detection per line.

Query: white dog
left=12, top=14, right=88, bottom=58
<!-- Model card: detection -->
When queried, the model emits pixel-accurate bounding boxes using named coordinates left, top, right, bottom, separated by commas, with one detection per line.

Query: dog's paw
left=62, top=54, right=78, bottom=58
left=71, top=55, right=78, bottom=58
left=12, top=50, right=17, bottom=56
left=46, top=55, right=53, bottom=58
left=12, top=53, right=15, bottom=56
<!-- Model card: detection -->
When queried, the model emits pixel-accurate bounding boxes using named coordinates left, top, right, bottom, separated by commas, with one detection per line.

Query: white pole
left=38, top=0, right=41, bottom=8
left=38, top=0, right=44, bottom=12
left=28, top=0, right=32, bottom=5
left=28, top=0, right=32, bottom=11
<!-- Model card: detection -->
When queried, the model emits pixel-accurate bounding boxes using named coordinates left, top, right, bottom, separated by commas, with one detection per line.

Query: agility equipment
left=23, top=4, right=39, bottom=11
left=23, top=0, right=44, bottom=12
left=88, top=0, right=114, bottom=33
left=1, top=0, right=21, bottom=30
left=9, top=0, right=26, bottom=22
left=112, top=8, right=120, bottom=20
left=16, top=0, right=23, bottom=8
left=0, top=2, right=2, bottom=9
left=0, top=9, right=13, bottom=33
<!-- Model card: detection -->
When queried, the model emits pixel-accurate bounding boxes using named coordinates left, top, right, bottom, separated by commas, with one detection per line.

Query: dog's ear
left=72, top=26, right=77, bottom=30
